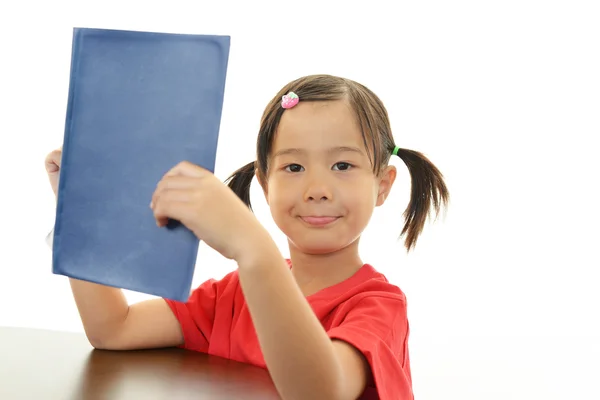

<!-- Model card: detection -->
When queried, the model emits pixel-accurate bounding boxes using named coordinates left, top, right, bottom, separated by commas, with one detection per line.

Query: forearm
left=237, top=234, right=344, bottom=400
left=69, top=278, right=129, bottom=347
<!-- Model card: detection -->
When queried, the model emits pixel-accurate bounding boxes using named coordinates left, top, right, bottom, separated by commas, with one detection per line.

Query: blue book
left=51, top=27, right=230, bottom=302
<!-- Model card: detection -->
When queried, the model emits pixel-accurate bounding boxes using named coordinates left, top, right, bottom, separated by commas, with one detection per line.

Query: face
left=259, top=100, right=396, bottom=255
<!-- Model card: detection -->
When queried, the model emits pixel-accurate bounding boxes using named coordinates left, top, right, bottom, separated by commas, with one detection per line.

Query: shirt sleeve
left=327, top=295, right=413, bottom=400
left=163, top=271, right=236, bottom=353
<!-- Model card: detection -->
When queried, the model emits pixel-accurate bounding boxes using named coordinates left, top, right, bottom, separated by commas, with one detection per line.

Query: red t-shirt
left=164, top=263, right=413, bottom=399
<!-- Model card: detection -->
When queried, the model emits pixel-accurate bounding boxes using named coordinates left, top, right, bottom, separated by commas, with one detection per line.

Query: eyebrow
left=273, top=146, right=365, bottom=158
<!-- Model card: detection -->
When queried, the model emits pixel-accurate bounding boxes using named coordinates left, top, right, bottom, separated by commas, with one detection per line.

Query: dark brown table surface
left=0, top=326, right=280, bottom=399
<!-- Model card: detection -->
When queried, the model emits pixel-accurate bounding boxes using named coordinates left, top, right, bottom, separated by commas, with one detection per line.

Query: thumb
left=45, top=148, right=62, bottom=173
left=46, top=163, right=59, bottom=173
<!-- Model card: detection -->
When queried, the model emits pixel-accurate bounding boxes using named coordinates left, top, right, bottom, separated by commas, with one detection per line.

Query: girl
left=45, top=74, right=449, bottom=400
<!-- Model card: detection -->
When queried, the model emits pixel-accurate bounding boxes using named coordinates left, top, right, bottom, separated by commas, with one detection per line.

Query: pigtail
left=225, top=161, right=256, bottom=210
left=395, top=148, right=449, bottom=251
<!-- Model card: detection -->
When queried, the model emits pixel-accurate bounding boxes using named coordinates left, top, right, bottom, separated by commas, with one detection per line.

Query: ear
left=256, top=169, right=269, bottom=204
left=376, top=165, right=396, bottom=207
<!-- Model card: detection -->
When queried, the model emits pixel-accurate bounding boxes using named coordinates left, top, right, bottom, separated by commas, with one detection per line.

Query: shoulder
left=330, top=263, right=407, bottom=311
left=357, top=263, right=406, bottom=298
left=190, top=269, right=241, bottom=301
left=317, top=263, right=409, bottom=339
left=327, top=265, right=414, bottom=399
left=162, top=269, right=242, bottom=352
left=165, top=268, right=241, bottom=309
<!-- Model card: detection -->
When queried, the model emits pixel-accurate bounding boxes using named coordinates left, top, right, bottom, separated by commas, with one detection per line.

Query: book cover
left=51, top=27, right=230, bottom=302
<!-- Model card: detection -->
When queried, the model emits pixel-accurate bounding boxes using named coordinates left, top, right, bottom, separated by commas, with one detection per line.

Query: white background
left=1, top=0, right=599, bottom=399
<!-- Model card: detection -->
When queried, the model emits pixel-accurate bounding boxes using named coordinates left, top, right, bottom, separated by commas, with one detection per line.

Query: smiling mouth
left=299, top=216, right=340, bottom=226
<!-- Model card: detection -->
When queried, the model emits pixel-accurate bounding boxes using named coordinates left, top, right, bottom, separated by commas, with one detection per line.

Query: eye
left=285, top=164, right=304, bottom=173
left=332, top=162, right=353, bottom=171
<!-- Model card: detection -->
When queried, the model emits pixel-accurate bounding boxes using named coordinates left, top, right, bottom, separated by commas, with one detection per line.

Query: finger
left=46, top=162, right=59, bottom=173
left=156, top=176, right=199, bottom=191
left=151, top=177, right=199, bottom=208
left=44, top=149, right=62, bottom=172
left=151, top=188, right=197, bottom=224
left=155, top=215, right=169, bottom=227
left=164, top=161, right=209, bottom=179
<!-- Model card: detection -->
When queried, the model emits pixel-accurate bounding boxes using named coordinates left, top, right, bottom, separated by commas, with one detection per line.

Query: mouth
left=299, top=216, right=341, bottom=226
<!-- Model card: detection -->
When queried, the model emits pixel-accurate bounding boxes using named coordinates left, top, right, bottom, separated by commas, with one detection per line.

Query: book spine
left=52, top=28, right=84, bottom=271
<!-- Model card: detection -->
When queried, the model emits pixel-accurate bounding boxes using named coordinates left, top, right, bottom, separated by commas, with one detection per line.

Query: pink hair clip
left=281, top=91, right=299, bottom=109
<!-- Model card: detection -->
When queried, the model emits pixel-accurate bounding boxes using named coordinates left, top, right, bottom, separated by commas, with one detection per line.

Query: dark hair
left=225, top=74, right=449, bottom=251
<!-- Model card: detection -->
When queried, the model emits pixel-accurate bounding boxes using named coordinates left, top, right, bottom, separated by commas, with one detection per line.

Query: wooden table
left=0, top=326, right=280, bottom=399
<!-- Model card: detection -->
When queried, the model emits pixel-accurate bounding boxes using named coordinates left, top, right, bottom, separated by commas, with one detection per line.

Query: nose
left=303, top=171, right=333, bottom=202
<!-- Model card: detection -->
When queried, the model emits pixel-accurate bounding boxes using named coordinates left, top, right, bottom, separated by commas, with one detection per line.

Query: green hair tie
left=392, top=146, right=400, bottom=156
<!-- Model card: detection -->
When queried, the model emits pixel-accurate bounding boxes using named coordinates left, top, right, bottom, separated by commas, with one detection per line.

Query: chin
left=294, top=245, right=340, bottom=256
left=276, top=218, right=362, bottom=255
left=287, top=236, right=357, bottom=256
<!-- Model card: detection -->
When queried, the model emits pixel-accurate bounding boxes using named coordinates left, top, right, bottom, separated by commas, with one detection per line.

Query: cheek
left=344, top=179, right=378, bottom=219
left=348, top=192, right=376, bottom=218
left=266, top=179, right=296, bottom=214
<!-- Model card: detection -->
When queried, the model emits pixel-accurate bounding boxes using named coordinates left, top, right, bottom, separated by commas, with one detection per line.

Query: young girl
left=45, top=74, right=449, bottom=400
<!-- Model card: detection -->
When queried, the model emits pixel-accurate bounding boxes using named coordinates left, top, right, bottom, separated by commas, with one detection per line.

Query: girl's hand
left=44, top=147, right=62, bottom=199
left=150, top=161, right=266, bottom=262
